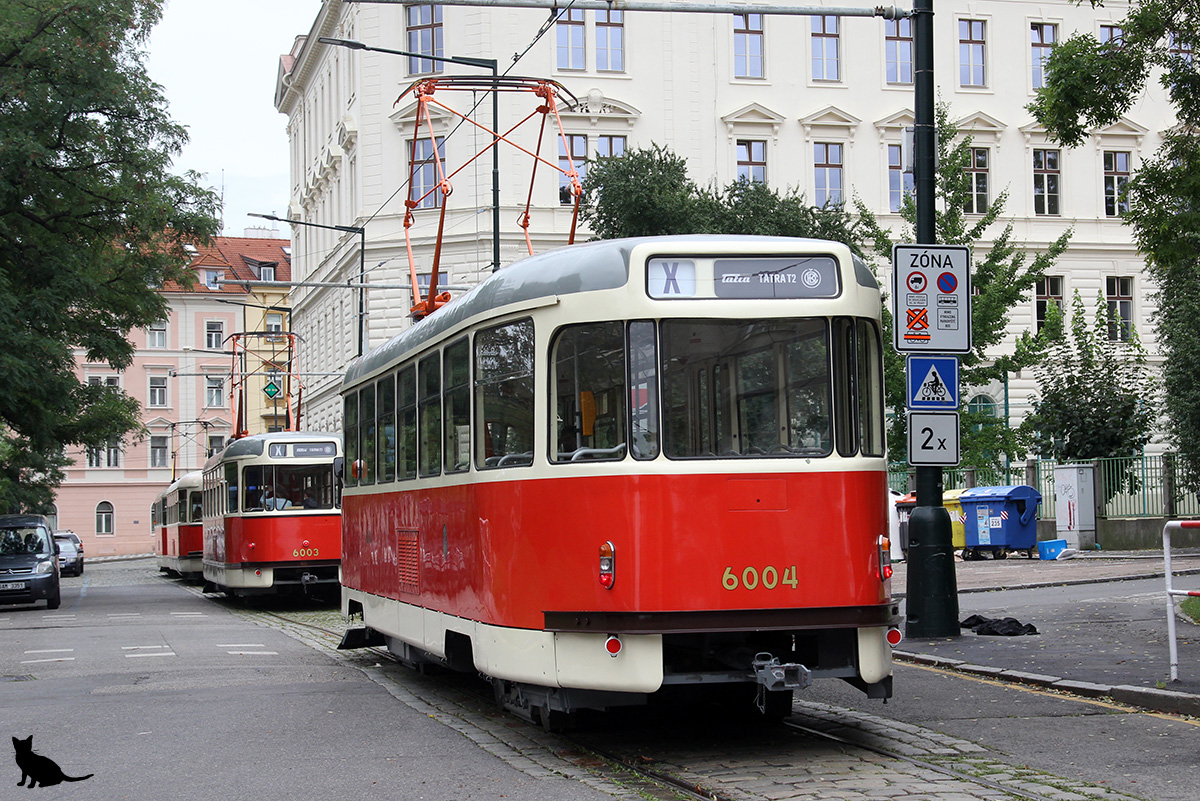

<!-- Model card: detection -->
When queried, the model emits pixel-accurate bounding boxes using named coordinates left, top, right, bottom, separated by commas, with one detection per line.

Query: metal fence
left=887, top=454, right=1200, bottom=520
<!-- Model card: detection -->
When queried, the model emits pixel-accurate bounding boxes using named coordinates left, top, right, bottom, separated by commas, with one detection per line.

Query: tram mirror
left=580, top=391, right=596, bottom=437
left=333, top=456, right=345, bottom=483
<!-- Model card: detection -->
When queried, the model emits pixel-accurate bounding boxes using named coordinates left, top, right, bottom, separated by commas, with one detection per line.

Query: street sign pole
left=905, top=0, right=960, bottom=640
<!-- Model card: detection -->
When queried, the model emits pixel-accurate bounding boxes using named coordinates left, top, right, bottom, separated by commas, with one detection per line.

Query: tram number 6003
left=292, top=548, right=320, bottom=557
left=722, top=565, right=798, bottom=591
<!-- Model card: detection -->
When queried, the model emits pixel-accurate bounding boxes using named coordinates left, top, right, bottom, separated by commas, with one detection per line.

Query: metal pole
left=905, top=0, right=959, bottom=639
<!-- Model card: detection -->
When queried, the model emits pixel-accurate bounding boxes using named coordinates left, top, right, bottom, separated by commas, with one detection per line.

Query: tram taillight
left=599, top=541, right=615, bottom=589
left=877, top=535, right=893, bottom=581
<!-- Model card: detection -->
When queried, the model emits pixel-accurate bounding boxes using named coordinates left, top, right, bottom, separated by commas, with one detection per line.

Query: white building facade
left=276, top=0, right=1171, bottom=447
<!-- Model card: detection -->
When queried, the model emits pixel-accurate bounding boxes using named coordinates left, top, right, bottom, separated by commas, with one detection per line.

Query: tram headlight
left=598, top=540, right=615, bottom=589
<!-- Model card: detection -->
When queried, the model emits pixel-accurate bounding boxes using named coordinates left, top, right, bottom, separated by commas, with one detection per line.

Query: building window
left=596, top=10, right=624, bottom=72
left=265, top=313, right=284, bottom=334
left=1107, top=276, right=1133, bottom=341
left=965, top=147, right=990, bottom=214
left=811, top=15, right=840, bottom=81
left=150, top=436, right=168, bottom=469
left=205, top=320, right=224, bottom=350
left=87, top=438, right=121, bottom=468
left=733, top=13, right=764, bottom=78
left=596, top=135, right=626, bottom=159
left=1036, top=276, right=1063, bottom=331
left=887, top=144, right=913, bottom=212
left=416, top=271, right=449, bottom=291
left=1169, top=32, right=1193, bottom=65
left=208, top=435, right=225, bottom=457
left=148, top=376, right=167, bottom=408
left=556, top=8, right=585, bottom=70
left=1033, top=148, right=1060, bottom=215
left=146, top=322, right=167, bottom=349
left=95, top=501, right=114, bottom=535
left=885, top=17, right=913, bottom=84
left=1031, top=23, right=1057, bottom=89
left=88, top=375, right=119, bottom=390
left=260, top=264, right=276, bottom=283
left=1104, top=151, right=1130, bottom=216
left=409, top=137, right=446, bottom=209
left=814, top=142, right=843, bottom=207
left=737, top=140, right=767, bottom=184
left=959, top=19, right=986, bottom=87
left=1100, top=25, right=1123, bottom=44
left=559, top=134, right=587, bottom=205
left=205, top=376, right=224, bottom=408
left=406, top=4, right=443, bottom=75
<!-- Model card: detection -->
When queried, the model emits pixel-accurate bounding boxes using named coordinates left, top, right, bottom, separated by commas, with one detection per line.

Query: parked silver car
left=54, top=534, right=84, bottom=576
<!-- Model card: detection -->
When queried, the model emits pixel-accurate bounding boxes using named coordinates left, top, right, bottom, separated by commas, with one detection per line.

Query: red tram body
left=153, top=471, right=204, bottom=578
left=201, top=432, right=343, bottom=596
left=340, top=236, right=899, bottom=720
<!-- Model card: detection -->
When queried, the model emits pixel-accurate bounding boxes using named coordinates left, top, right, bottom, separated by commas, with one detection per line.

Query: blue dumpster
left=959, top=485, right=1042, bottom=559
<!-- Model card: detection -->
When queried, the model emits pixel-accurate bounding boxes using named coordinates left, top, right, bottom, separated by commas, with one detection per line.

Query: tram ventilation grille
left=397, top=528, right=419, bottom=594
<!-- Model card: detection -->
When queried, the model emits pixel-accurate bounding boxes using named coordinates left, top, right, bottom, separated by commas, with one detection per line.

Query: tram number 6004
left=722, top=565, right=798, bottom=591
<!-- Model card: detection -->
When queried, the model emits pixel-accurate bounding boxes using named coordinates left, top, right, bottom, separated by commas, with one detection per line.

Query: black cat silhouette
left=12, top=735, right=93, bottom=788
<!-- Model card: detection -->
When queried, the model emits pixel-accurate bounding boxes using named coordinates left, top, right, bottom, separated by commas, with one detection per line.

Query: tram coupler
left=751, top=652, right=812, bottom=691
left=338, top=627, right=386, bottom=650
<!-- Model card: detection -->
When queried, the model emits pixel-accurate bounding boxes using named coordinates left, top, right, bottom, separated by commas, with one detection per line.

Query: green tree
left=580, top=144, right=866, bottom=251
left=1029, top=0, right=1200, bottom=485
left=1020, top=292, right=1156, bottom=500
left=855, top=103, right=1071, bottom=470
left=0, top=1, right=221, bottom=512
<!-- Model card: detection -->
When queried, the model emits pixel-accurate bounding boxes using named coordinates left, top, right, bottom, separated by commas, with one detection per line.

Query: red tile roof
left=164, top=236, right=292, bottom=294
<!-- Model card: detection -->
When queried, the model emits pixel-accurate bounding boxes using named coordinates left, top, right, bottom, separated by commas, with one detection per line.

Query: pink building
left=53, top=235, right=292, bottom=556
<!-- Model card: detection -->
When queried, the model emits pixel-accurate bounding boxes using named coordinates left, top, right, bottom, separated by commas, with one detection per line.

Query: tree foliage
left=580, top=143, right=866, bottom=252
left=1029, top=0, right=1200, bottom=483
left=0, top=1, right=222, bottom=512
left=855, top=103, right=1071, bottom=470
left=1021, top=292, right=1157, bottom=500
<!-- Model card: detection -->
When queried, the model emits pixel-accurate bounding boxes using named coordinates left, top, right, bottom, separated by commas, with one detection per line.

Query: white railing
left=1162, top=520, right=1200, bottom=681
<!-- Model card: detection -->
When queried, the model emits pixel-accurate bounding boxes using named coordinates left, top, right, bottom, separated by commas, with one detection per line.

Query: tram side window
left=444, top=338, right=470, bottom=474
left=378, top=374, right=397, bottom=483
left=344, top=393, right=359, bottom=487
left=661, top=319, right=831, bottom=458
left=359, top=385, right=376, bottom=486
left=629, top=321, right=659, bottom=460
left=189, top=491, right=203, bottom=523
left=858, top=319, right=885, bottom=456
left=551, top=322, right=628, bottom=463
left=418, top=352, right=442, bottom=477
left=225, top=463, right=239, bottom=512
left=398, top=365, right=417, bottom=479
left=833, top=318, right=860, bottom=456
left=475, top=318, right=534, bottom=469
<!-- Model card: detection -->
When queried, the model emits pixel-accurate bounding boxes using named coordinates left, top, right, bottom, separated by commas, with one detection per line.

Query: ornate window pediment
left=559, top=89, right=640, bottom=131
left=721, top=102, right=786, bottom=141
left=337, top=114, right=358, bottom=150
left=956, top=110, right=1007, bottom=145
left=799, top=105, right=860, bottom=141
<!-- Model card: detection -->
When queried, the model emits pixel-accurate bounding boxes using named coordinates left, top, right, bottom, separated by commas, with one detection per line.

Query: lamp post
left=249, top=213, right=367, bottom=358
left=318, top=36, right=502, bottom=273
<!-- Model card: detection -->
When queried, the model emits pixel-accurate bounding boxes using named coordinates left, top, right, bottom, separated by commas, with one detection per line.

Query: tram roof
left=206, top=431, right=342, bottom=468
left=345, top=235, right=874, bottom=388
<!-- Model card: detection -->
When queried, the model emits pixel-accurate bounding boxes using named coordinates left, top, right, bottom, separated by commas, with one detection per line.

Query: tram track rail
left=245, top=602, right=1142, bottom=801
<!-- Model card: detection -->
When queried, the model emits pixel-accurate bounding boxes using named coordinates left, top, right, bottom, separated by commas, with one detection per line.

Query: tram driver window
left=661, top=319, right=832, bottom=458
left=475, top=319, right=534, bottom=469
left=550, top=322, right=628, bottom=463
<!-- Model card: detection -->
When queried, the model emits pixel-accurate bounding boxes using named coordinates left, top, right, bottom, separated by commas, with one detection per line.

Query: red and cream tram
left=154, top=471, right=204, bottom=578
left=201, top=432, right=342, bottom=597
left=339, top=235, right=899, bottom=722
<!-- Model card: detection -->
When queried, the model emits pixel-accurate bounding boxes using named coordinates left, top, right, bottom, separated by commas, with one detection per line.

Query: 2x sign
left=907, top=412, right=961, bottom=466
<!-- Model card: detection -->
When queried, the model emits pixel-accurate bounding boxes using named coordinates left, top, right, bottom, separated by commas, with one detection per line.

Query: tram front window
left=661, top=319, right=833, bottom=458
left=243, top=465, right=341, bottom=511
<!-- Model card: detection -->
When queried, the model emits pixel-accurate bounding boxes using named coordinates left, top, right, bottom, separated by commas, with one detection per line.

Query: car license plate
left=0, top=581, right=26, bottom=591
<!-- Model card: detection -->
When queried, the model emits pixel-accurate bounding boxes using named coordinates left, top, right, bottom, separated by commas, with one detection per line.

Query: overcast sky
left=145, top=1, right=322, bottom=238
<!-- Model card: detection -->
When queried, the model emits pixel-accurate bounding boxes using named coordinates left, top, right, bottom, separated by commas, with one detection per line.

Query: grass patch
left=1182, top=596, right=1200, bottom=624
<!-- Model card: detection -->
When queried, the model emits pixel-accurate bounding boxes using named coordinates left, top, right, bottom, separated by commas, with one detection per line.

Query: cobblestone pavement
left=96, top=559, right=1152, bottom=801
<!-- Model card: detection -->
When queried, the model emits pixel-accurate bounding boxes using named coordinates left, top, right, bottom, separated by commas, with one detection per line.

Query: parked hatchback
left=0, top=515, right=61, bottom=609
left=54, top=534, right=84, bottom=576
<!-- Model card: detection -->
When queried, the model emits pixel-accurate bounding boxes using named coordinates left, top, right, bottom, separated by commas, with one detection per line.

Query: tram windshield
left=243, top=464, right=341, bottom=511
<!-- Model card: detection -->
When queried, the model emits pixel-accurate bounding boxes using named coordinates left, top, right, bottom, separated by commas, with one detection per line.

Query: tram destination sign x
left=892, top=244, right=972, bottom=354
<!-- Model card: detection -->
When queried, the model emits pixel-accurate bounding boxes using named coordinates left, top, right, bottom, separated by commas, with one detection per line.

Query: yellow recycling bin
left=943, top=488, right=967, bottom=549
